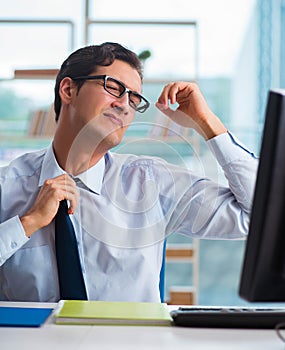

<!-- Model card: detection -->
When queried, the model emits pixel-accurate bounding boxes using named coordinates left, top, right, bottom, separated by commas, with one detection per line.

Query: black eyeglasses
left=72, top=75, right=150, bottom=113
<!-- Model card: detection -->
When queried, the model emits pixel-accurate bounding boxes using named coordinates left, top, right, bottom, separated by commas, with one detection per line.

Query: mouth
left=103, top=112, right=123, bottom=128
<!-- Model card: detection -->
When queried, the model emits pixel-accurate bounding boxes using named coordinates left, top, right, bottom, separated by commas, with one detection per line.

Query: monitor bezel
left=239, top=89, right=285, bottom=302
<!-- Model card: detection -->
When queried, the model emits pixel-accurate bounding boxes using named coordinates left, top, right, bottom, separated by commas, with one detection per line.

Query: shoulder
left=107, top=152, right=168, bottom=170
left=106, top=152, right=192, bottom=182
left=0, top=148, right=47, bottom=180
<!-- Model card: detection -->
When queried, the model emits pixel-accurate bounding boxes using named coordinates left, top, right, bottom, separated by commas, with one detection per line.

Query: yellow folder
left=55, top=300, right=172, bottom=326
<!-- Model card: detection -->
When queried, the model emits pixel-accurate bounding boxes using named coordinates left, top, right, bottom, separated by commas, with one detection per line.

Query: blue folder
left=0, top=306, right=53, bottom=327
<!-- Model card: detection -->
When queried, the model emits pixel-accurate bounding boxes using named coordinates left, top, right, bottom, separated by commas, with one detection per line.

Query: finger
left=46, top=174, right=77, bottom=192
left=54, top=173, right=76, bottom=188
left=155, top=102, right=176, bottom=118
left=157, top=82, right=187, bottom=107
left=66, top=189, right=79, bottom=215
left=50, top=189, right=78, bottom=215
left=156, top=83, right=174, bottom=107
left=57, top=183, right=79, bottom=215
left=61, top=175, right=79, bottom=215
left=43, top=175, right=78, bottom=213
left=168, top=84, right=180, bottom=105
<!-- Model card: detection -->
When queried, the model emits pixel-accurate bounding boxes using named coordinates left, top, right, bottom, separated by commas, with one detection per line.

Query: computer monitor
left=239, top=89, right=285, bottom=302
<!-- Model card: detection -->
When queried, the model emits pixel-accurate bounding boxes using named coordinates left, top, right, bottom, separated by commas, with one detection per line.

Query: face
left=60, top=59, right=143, bottom=151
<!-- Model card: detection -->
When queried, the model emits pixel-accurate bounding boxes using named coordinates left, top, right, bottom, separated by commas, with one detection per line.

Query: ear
left=59, top=77, right=75, bottom=104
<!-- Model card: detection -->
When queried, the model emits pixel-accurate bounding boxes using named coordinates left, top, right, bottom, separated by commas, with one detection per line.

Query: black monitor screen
left=239, top=89, right=285, bottom=302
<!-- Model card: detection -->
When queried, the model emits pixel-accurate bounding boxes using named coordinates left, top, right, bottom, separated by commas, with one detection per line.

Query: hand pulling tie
left=55, top=200, right=87, bottom=300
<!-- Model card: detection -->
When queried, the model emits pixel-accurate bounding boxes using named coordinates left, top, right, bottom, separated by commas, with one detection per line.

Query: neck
left=53, top=125, right=108, bottom=176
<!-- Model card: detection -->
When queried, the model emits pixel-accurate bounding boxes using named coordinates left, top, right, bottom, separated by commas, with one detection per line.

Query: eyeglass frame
left=71, top=74, right=150, bottom=113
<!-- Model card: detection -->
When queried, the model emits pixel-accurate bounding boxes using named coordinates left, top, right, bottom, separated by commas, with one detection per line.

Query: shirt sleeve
left=0, top=216, right=29, bottom=266
left=165, top=131, right=258, bottom=240
left=207, top=131, right=258, bottom=166
left=207, top=131, right=258, bottom=213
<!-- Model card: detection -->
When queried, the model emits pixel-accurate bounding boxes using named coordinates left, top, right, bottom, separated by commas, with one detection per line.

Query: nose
left=110, top=93, right=130, bottom=115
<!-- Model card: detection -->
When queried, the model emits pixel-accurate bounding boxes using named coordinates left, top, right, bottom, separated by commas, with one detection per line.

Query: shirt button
left=10, top=241, right=17, bottom=249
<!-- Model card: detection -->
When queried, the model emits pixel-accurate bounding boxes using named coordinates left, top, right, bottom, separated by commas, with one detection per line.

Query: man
left=0, top=42, right=257, bottom=302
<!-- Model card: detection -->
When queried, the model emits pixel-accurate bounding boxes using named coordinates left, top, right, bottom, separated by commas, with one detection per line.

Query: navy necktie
left=55, top=200, right=87, bottom=300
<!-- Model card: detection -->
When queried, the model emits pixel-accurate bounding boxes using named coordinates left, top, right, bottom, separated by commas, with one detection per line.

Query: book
left=55, top=300, right=172, bottom=326
left=27, top=104, right=56, bottom=137
left=0, top=306, right=53, bottom=327
left=37, top=104, right=57, bottom=136
left=27, top=109, right=45, bottom=136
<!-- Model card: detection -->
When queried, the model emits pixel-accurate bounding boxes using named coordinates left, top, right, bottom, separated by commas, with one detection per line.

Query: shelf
left=14, top=69, right=59, bottom=79
left=12, top=69, right=194, bottom=84
left=166, top=244, right=195, bottom=261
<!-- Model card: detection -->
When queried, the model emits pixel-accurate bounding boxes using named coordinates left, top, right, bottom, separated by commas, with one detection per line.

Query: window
left=2, top=0, right=283, bottom=306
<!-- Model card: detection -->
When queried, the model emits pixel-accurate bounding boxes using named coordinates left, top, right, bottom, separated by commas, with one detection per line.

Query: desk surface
left=1, top=302, right=284, bottom=350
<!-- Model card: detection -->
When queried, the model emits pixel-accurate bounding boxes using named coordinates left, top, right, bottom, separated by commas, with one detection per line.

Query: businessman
left=0, top=42, right=257, bottom=302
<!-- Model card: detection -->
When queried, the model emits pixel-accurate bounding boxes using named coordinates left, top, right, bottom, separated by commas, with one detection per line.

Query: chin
left=102, top=131, right=124, bottom=150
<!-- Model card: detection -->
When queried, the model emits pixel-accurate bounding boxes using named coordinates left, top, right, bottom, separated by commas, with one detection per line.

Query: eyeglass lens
left=104, top=76, right=148, bottom=112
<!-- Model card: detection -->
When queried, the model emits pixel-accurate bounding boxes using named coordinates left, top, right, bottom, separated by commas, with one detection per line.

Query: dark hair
left=54, top=42, right=143, bottom=121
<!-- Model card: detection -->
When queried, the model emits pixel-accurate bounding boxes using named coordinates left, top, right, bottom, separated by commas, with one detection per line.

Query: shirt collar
left=39, top=144, right=105, bottom=195
left=75, top=157, right=105, bottom=194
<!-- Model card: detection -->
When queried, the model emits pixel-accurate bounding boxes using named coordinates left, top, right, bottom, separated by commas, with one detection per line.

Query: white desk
left=0, top=302, right=283, bottom=350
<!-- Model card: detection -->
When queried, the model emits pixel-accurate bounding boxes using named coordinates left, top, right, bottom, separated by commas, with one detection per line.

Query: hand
left=20, top=174, right=78, bottom=237
left=155, top=82, right=227, bottom=140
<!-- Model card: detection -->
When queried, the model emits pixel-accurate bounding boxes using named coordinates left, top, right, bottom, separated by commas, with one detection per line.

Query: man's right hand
left=20, top=174, right=78, bottom=237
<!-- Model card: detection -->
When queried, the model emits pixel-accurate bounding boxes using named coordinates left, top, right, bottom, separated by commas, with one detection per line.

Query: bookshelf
left=166, top=240, right=199, bottom=305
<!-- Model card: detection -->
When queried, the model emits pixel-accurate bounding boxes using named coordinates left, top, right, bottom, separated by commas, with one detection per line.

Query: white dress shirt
left=0, top=132, right=258, bottom=302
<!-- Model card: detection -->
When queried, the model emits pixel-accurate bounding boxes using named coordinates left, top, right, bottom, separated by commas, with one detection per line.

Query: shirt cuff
left=0, top=216, right=29, bottom=266
left=206, top=131, right=258, bottom=167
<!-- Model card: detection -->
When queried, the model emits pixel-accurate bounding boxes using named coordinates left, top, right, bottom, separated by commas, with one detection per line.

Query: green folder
left=55, top=300, right=172, bottom=326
